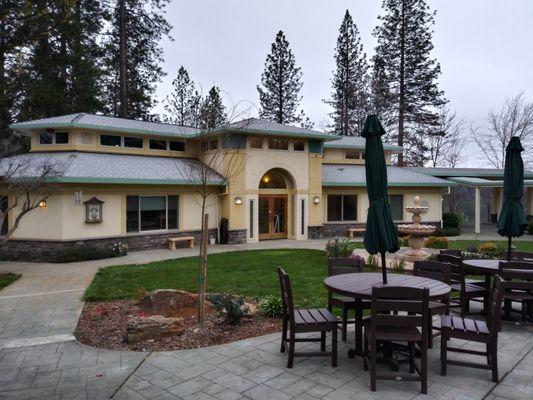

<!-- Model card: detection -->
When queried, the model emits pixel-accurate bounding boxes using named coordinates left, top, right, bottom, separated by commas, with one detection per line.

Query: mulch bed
left=75, top=300, right=282, bottom=352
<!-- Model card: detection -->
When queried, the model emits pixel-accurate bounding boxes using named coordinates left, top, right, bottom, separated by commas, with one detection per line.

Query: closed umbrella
left=362, top=115, right=400, bottom=283
left=497, top=136, right=528, bottom=261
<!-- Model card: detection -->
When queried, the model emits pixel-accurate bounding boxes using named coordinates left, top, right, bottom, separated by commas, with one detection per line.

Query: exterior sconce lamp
left=313, top=196, right=320, bottom=205
left=234, top=196, right=243, bottom=205
left=39, top=200, right=47, bottom=208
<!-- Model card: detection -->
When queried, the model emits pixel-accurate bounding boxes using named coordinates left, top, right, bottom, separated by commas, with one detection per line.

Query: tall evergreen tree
left=103, top=0, right=172, bottom=120
left=373, top=0, right=446, bottom=166
left=369, top=55, right=392, bottom=119
left=200, top=86, right=226, bottom=129
left=163, top=66, right=201, bottom=126
left=325, top=10, right=369, bottom=136
left=257, top=31, right=303, bottom=124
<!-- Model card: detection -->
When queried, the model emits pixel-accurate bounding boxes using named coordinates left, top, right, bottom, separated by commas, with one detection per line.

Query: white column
left=475, top=187, right=481, bottom=234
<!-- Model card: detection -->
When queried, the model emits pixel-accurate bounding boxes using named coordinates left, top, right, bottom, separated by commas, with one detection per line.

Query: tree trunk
left=198, top=211, right=209, bottom=324
left=118, top=0, right=128, bottom=118
left=0, top=24, right=8, bottom=137
left=397, top=0, right=406, bottom=166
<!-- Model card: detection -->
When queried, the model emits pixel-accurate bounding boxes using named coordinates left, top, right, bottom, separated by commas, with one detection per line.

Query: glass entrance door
left=258, top=195, right=287, bottom=240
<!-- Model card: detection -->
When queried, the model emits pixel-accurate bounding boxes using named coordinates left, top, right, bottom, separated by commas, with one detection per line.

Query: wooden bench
left=168, top=236, right=195, bottom=250
left=347, top=228, right=365, bottom=238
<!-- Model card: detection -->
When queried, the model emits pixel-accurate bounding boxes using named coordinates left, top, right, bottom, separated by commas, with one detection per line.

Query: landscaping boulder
left=126, top=315, right=184, bottom=343
left=138, top=289, right=213, bottom=318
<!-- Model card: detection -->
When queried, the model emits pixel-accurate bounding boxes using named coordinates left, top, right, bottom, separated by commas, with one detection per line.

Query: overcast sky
left=154, top=0, right=533, bottom=167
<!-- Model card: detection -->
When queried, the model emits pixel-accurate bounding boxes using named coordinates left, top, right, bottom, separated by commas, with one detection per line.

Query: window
left=327, top=195, right=357, bottom=222
left=259, top=171, right=286, bottom=189
left=201, top=139, right=217, bottom=151
left=345, top=150, right=360, bottom=160
left=301, top=199, right=305, bottom=235
left=39, top=132, right=53, bottom=145
left=362, top=152, right=366, bottom=160
left=169, top=140, right=185, bottom=151
left=389, top=194, right=404, bottom=221
left=55, top=132, right=69, bottom=144
left=268, top=138, right=289, bottom=150
left=0, top=196, right=7, bottom=236
left=249, top=137, right=263, bottom=149
left=124, top=136, right=143, bottom=148
left=149, top=139, right=167, bottom=150
left=293, top=140, right=305, bottom=152
left=249, top=200, right=254, bottom=239
left=126, top=195, right=179, bottom=232
left=101, top=134, right=121, bottom=147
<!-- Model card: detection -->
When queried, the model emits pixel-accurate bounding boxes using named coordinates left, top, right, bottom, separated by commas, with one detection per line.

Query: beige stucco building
left=1, top=113, right=499, bottom=260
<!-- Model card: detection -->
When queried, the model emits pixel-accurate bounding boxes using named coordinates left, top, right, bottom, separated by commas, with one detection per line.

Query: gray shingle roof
left=323, top=164, right=453, bottom=187
left=1, top=152, right=225, bottom=185
left=206, top=118, right=337, bottom=140
left=407, top=167, right=533, bottom=179
left=10, top=113, right=200, bottom=139
left=323, top=135, right=403, bottom=152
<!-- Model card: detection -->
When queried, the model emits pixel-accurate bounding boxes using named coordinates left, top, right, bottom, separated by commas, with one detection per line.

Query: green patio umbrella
left=362, top=115, right=399, bottom=283
left=497, top=136, right=528, bottom=261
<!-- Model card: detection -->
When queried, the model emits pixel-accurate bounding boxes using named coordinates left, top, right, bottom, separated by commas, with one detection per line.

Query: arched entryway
left=258, top=168, right=295, bottom=240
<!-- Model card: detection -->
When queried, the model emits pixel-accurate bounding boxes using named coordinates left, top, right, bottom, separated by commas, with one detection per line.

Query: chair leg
left=440, top=330, right=448, bottom=376
left=280, top=317, right=287, bottom=353
left=287, top=336, right=295, bottom=369
left=428, top=313, right=434, bottom=349
left=320, top=331, right=326, bottom=352
left=370, top=338, right=377, bottom=392
left=363, top=335, right=368, bottom=371
left=331, top=326, right=338, bottom=367
left=491, top=341, right=499, bottom=382
left=342, top=307, right=348, bottom=342
left=409, top=342, right=415, bottom=374
left=421, top=340, right=428, bottom=394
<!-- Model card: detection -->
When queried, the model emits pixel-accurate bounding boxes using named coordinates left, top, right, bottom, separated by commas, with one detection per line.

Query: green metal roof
left=323, top=135, right=403, bottom=153
left=407, top=167, right=533, bottom=179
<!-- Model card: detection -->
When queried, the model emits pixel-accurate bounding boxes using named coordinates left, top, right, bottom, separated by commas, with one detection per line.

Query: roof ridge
left=71, top=113, right=85, bottom=123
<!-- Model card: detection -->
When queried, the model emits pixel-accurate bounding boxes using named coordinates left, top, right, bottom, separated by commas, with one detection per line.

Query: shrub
left=425, top=236, right=448, bottom=249
left=207, top=293, right=247, bottom=325
left=325, top=238, right=352, bottom=258
left=434, top=227, right=461, bottom=237
left=49, top=243, right=127, bottom=263
left=443, top=212, right=461, bottom=228
left=260, top=295, right=283, bottom=318
left=389, top=257, right=406, bottom=273
left=478, top=241, right=497, bottom=255
left=528, top=221, right=533, bottom=235
left=367, top=254, right=379, bottom=270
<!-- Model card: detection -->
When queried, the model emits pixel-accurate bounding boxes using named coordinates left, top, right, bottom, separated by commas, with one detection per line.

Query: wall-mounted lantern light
left=75, top=190, right=83, bottom=206
left=234, top=196, right=243, bottom=206
left=84, top=197, right=104, bottom=223
left=312, top=196, right=320, bottom=205
left=38, top=200, right=47, bottom=208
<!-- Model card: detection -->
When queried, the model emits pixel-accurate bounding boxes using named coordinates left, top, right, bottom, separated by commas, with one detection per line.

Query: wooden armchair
left=327, top=257, right=367, bottom=341
left=498, top=261, right=533, bottom=322
left=413, top=260, right=451, bottom=348
left=278, top=268, right=338, bottom=368
left=363, top=286, right=429, bottom=394
left=509, top=251, right=533, bottom=262
left=440, top=276, right=505, bottom=382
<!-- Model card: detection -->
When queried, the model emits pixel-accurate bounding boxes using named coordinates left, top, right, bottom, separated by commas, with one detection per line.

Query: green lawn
left=0, top=273, right=21, bottom=291
left=84, top=249, right=331, bottom=308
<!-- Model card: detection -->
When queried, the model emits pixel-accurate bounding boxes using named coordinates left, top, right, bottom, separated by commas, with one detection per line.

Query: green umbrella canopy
left=497, top=136, right=527, bottom=239
left=362, top=115, right=400, bottom=257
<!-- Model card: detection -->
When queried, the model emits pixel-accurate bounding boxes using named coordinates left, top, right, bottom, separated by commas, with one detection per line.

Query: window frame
left=389, top=194, right=404, bottom=221
left=126, top=195, right=179, bottom=233
left=169, top=140, right=186, bottom=152
left=327, top=194, right=358, bottom=222
left=248, top=136, right=263, bottom=149
left=124, top=136, right=144, bottom=149
left=39, top=131, right=69, bottom=145
left=100, top=134, right=122, bottom=147
left=268, top=137, right=289, bottom=151
left=293, top=140, right=306, bottom=152
left=345, top=150, right=361, bottom=160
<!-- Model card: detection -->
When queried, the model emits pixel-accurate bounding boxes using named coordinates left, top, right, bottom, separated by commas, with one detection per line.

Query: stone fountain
left=397, top=196, right=436, bottom=261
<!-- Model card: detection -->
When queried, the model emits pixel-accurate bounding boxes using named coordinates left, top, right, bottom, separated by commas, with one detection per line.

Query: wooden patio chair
left=440, top=276, right=505, bottom=382
left=498, top=261, right=533, bottom=322
left=509, top=251, right=533, bottom=262
left=440, top=249, right=462, bottom=257
left=413, top=260, right=451, bottom=348
left=278, top=268, right=338, bottom=368
left=437, top=253, right=489, bottom=316
left=327, top=257, right=368, bottom=341
left=363, top=286, right=429, bottom=394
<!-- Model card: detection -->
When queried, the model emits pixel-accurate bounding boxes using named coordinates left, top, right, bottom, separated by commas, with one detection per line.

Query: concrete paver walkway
left=1, top=239, right=533, bottom=399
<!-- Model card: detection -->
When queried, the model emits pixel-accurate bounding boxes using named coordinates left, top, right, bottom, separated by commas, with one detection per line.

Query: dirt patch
left=75, top=300, right=282, bottom=351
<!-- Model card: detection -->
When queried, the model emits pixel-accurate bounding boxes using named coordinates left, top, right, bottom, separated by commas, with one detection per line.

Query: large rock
left=138, top=289, right=213, bottom=318
left=126, top=315, right=184, bottom=343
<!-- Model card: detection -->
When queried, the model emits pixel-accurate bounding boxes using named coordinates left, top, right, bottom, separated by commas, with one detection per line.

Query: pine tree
left=373, top=0, right=446, bottom=166
left=325, top=10, right=369, bottom=136
left=200, top=86, right=226, bottom=129
left=163, top=66, right=201, bottom=126
left=297, top=110, right=314, bottom=129
left=369, top=55, right=392, bottom=119
left=103, top=0, right=172, bottom=120
left=257, top=31, right=303, bottom=124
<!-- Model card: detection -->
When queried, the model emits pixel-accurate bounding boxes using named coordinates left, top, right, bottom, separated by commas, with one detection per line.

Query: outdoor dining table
left=323, top=272, right=451, bottom=357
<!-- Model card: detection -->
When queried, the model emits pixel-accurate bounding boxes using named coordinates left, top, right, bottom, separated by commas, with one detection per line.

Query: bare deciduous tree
left=471, top=93, right=533, bottom=168
left=0, top=138, right=64, bottom=241
left=175, top=104, right=251, bottom=323
left=427, top=107, right=466, bottom=167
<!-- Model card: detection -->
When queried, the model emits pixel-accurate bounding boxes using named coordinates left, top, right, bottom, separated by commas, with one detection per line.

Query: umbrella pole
left=508, top=236, right=512, bottom=261
left=381, top=252, right=387, bottom=284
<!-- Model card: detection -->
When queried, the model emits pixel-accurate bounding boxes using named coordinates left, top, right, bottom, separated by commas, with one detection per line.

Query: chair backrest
left=278, top=268, right=295, bottom=324
left=510, top=251, right=533, bottom=262
left=440, top=249, right=462, bottom=258
left=498, top=261, right=533, bottom=281
left=437, top=253, right=464, bottom=287
left=327, top=257, right=364, bottom=276
left=413, top=260, right=451, bottom=284
left=370, top=286, right=429, bottom=342
left=487, top=276, right=506, bottom=335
